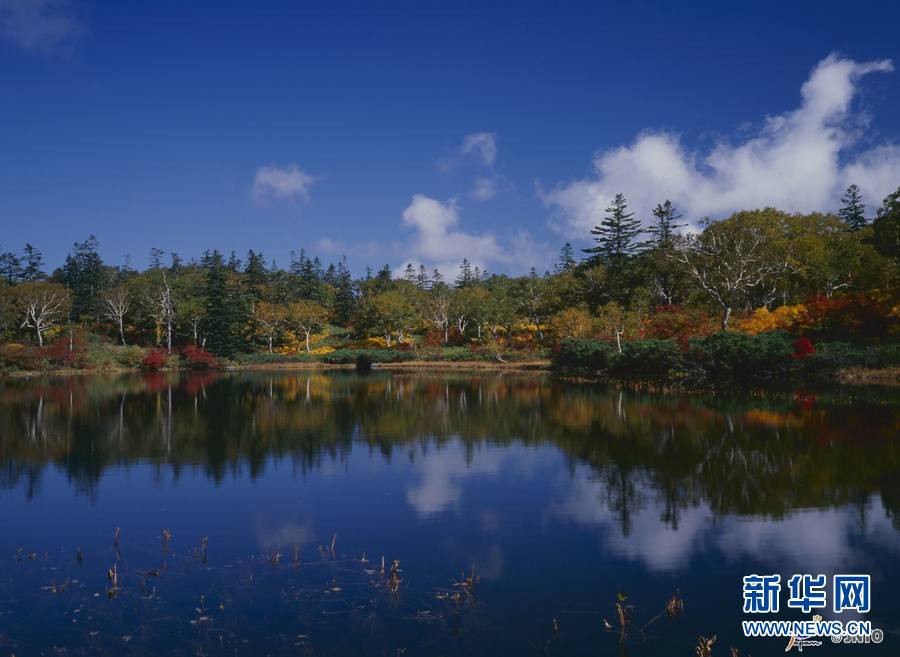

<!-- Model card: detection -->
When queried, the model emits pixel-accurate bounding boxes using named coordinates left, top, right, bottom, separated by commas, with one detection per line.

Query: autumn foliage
left=181, top=344, right=219, bottom=370
left=141, top=348, right=170, bottom=371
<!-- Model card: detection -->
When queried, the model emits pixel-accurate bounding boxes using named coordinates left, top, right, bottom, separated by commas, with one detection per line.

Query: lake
left=1, top=371, right=899, bottom=655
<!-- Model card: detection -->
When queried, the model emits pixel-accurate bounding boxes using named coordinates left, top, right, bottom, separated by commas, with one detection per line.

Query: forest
left=1, top=183, right=900, bottom=382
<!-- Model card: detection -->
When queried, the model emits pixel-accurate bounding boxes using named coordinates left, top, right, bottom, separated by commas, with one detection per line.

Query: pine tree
left=647, top=200, right=685, bottom=244
left=403, top=263, right=417, bottom=282
left=839, top=184, right=867, bottom=231
left=203, top=250, right=239, bottom=358
left=22, top=243, right=46, bottom=281
left=334, top=258, right=356, bottom=325
left=59, top=235, right=106, bottom=321
left=244, top=250, right=269, bottom=289
left=583, top=193, right=643, bottom=265
left=554, top=242, right=576, bottom=274
left=416, top=264, right=431, bottom=289
left=149, top=247, right=165, bottom=269
left=454, top=258, right=475, bottom=288
left=0, top=247, right=21, bottom=285
left=432, top=268, right=444, bottom=285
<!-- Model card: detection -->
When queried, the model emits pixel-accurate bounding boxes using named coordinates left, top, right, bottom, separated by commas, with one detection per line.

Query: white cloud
left=400, top=194, right=545, bottom=276
left=252, top=164, right=321, bottom=206
left=438, top=132, right=512, bottom=201
left=0, top=0, right=85, bottom=52
left=460, top=132, right=498, bottom=168
left=542, top=54, right=899, bottom=236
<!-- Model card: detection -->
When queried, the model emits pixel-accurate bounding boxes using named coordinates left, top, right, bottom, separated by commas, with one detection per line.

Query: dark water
left=1, top=371, right=899, bottom=656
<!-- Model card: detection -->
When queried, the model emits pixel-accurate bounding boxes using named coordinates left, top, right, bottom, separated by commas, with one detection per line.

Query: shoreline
left=1, top=360, right=553, bottom=377
left=4, top=362, right=900, bottom=384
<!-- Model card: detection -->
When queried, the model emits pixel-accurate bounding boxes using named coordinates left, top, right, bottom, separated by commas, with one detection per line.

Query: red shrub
left=141, top=348, right=170, bottom=371
left=792, top=337, right=816, bottom=359
left=39, top=333, right=89, bottom=369
left=181, top=344, right=219, bottom=370
left=796, top=294, right=892, bottom=340
left=0, top=344, right=41, bottom=371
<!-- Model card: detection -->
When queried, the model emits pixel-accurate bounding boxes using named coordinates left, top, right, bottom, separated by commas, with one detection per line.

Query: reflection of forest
left=2, top=372, right=900, bottom=525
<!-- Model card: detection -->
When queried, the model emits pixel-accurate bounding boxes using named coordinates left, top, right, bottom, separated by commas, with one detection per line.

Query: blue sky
left=2, top=0, right=900, bottom=276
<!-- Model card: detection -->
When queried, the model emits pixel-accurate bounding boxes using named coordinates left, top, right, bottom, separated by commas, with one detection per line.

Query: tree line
left=1, top=182, right=900, bottom=366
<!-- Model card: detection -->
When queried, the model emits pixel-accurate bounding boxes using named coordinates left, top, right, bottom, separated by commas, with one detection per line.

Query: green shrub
left=552, top=339, right=617, bottom=378
left=113, top=345, right=148, bottom=369
left=441, top=346, right=480, bottom=362
left=608, top=339, right=682, bottom=383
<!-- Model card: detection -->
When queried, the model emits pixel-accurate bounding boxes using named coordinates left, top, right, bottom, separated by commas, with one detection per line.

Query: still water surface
left=1, top=371, right=899, bottom=655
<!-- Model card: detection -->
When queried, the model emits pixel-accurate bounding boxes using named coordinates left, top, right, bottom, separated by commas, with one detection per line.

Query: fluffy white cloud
left=252, top=164, right=321, bottom=205
left=0, top=0, right=85, bottom=52
left=542, top=54, right=899, bottom=236
left=400, top=194, right=544, bottom=276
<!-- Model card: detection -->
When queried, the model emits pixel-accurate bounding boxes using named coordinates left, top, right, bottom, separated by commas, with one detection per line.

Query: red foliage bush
left=792, top=337, right=816, bottom=359
left=141, top=348, right=170, bottom=371
left=0, top=344, right=41, bottom=371
left=796, top=294, right=892, bottom=340
left=422, top=330, right=446, bottom=347
left=181, top=344, right=218, bottom=370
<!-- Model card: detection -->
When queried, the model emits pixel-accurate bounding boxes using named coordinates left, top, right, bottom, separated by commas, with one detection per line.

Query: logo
left=785, top=615, right=823, bottom=652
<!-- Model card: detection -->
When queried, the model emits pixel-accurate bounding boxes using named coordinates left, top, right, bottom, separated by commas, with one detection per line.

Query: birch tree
left=672, top=210, right=793, bottom=330
left=15, top=282, right=70, bottom=347
left=287, top=299, right=329, bottom=353
left=101, top=287, right=131, bottom=346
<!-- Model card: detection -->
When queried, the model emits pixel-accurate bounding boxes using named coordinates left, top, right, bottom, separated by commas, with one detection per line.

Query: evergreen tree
left=372, top=264, right=393, bottom=293
left=432, top=268, right=444, bottom=285
left=203, top=250, right=239, bottom=357
left=403, top=263, right=417, bottom=282
left=454, top=258, right=475, bottom=288
left=647, top=200, right=685, bottom=244
left=333, top=257, right=356, bottom=324
left=839, top=184, right=867, bottom=231
left=59, top=235, right=107, bottom=321
left=583, top=193, right=642, bottom=265
left=554, top=242, right=576, bottom=274
left=416, top=264, right=431, bottom=289
left=149, top=247, right=165, bottom=269
left=22, top=243, right=46, bottom=281
left=0, top=247, right=21, bottom=285
left=289, top=249, right=305, bottom=278
left=298, top=253, right=322, bottom=300
left=244, top=250, right=269, bottom=289
left=170, top=252, right=183, bottom=274
left=324, top=263, right=338, bottom=287
left=227, top=250, right=242, bottom=271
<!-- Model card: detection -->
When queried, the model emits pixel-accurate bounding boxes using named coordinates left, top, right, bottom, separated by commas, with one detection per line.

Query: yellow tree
left=252, top=301, right=288, bottom=353
left=549, top=307, right=595, bottom=341
left=287, top=299, right=329, bottom=353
